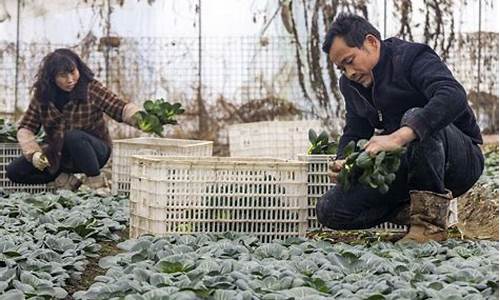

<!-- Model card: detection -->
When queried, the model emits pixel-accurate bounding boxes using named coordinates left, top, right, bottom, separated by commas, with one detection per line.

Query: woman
left=7, top=48, right=142, bottom=191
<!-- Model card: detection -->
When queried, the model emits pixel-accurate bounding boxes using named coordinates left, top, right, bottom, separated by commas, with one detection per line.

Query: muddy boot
left=83, top=175, right=108, bottom=189
left=388, top=202, right=411, bottom=226
left=49, top=173, right=82, bottom=192
left=400, top=190, right=453, bottom=243
left=80, top=174, right=111, bottom=197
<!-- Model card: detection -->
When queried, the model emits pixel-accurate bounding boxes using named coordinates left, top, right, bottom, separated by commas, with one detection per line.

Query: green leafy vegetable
left=0, top=118, right=45, bottom=143
left=307, top=129, right=337, bottom=155
left=137, top=98, right=185, bottom=136
left=337, top=139, right=405, bottom=193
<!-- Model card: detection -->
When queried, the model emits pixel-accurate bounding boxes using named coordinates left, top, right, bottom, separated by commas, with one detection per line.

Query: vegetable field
left=0, top=145, right=498, bottom=299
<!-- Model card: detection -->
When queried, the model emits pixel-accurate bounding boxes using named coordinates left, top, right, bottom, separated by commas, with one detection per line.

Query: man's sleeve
left=336, top=79, right=374, bottom=159
left=401, top=49, right=468, bottom=141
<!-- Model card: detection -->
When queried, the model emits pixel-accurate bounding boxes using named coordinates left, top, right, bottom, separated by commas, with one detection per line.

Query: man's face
left=328, top=35, right=380, bottom=88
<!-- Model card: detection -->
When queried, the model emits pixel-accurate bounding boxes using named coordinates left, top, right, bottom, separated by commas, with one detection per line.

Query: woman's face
left=55, top=67, right=80, bottom=92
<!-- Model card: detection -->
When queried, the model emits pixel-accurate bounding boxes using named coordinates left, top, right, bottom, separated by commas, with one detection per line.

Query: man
left=317, top=13, right=484, bottom=242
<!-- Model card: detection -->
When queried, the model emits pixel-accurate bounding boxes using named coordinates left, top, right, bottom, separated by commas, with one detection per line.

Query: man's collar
left=371, top=39, right=391, bottom=80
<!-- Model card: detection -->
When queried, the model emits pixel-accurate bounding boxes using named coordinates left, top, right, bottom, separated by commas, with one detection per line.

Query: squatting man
left=316, top=13, right=484, bottom=243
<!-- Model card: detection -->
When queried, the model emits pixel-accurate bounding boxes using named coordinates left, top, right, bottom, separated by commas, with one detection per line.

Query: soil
left=456, top=140, right=499, bottom=241
left=64, top=229, right=128, bottom=299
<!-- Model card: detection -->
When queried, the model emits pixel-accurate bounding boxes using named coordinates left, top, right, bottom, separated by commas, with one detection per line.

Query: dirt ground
left=456, top=140, right=499, bottom=241
left=64, top=230, right=128, bottom=300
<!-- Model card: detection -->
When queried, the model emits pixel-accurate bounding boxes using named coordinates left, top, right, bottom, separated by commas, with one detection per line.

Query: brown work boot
left=80, top=174, right=111, bottom=197
left=388, top=202, right=410, bottom=226
left=399, top=190, right=453, bottom=243
left=50, top=173, right=82, bottom=192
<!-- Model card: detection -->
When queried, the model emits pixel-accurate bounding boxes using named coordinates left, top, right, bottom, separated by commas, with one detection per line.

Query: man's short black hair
left=322, top=13, right=381, bottom=54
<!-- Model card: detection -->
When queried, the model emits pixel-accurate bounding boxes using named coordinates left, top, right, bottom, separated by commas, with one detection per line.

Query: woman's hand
left=32, top=151, right=50, bottom=171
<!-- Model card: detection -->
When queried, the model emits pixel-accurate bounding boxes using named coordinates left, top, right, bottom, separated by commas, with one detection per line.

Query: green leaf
left=385, top=173, right=396, bottom=184
left=378, top=184, right=389, bottom=194
left=308, top=129, right=318, bottom=144
left=318, top=131, right=329, bottom=145
left=375, top=151, right=386, bottom=167
left=356, top=139, right=369, bottom=150
left=343, top=141, right=356, bottom=157
left=324, top=144, right=335, bottom=155
left=355, top=151, right=373, bottom=169
left=143, top=100, right=155, bottom=113
left=365, top=294, right=386, bottom=300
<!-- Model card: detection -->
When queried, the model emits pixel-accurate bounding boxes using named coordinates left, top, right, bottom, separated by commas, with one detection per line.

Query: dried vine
left=393, top=0, right=414, bottom=41
left=422, top=0, right=455, bottom=61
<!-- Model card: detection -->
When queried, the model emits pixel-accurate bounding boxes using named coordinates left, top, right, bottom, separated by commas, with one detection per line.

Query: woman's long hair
left=32, top=48, right=94, bottom=105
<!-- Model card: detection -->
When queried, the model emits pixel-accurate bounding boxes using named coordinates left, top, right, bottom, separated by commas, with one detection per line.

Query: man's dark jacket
left=337, top=37, right=482, bottom=158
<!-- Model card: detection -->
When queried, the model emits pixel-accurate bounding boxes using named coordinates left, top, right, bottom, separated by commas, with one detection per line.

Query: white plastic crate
left=297, top=154, right=336, bottom=230
left=112, top=137, right=213, bottom=195
left=129, top=155, right=308, bottom=242
left=228, top=120, right=325, bottom=160
left=298, top=154, right=408, bottom=232
left=0, top=143, right=52, bottom=194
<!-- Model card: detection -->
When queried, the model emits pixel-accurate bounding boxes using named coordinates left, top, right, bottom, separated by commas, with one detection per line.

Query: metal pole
left=14, top=0, right=21, bottom=119
left=383, top=0, right=387, bottom=39
left=197, top=0, right=205, bottom=135
left=105, top=0, right=111, bottom=87
left=198, top=0, right=202, bottom=91
left=477, top=0, right=481, bottom=97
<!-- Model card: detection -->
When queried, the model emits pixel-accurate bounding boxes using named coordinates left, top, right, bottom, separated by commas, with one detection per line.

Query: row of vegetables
left=0, top=191, right=128, bottom=299
left=0, top=189, right=498, bottom=299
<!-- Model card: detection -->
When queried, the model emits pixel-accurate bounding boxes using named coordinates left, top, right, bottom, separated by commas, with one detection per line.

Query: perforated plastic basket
left=228, top=120, right=325, bottom=160
left=111, top=137, right=213, bottom=195
left=297, top=154, right=337, bottom=230
left=0, top=143, right=52, bottom=193
left=129, top=155, right=308, bottom=242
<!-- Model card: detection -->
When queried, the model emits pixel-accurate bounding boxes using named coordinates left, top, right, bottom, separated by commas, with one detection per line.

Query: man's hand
left=364, top=126, right=416, bottom=156
left=328, top=159, right=346, bottom=183
left=32, top=151, right=50, bottom=171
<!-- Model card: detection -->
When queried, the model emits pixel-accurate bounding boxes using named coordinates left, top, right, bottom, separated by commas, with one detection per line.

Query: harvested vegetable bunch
left=307, top=129, right=337, bottom=155
left=137, top=98, right=185, bottom=136
left=337, top=139, right=405, bottom=193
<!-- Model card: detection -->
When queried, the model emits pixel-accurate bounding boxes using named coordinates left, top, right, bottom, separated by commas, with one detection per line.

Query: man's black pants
left=316, top=123, right=484, bottom=230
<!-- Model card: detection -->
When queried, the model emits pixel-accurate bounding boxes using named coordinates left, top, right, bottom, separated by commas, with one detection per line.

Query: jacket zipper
left=371, top=74, right=383, bottom=123
left=350, top=78, right=384, bottom=124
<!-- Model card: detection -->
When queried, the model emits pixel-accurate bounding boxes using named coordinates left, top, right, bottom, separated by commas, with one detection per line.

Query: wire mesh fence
left=0, top=32, right=498, bottom=142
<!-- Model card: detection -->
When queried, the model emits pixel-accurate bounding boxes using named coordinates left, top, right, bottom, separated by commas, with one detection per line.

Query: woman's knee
left=63, top=129, right=86, bottom=147
left=6, top=158, right=30, bottom=183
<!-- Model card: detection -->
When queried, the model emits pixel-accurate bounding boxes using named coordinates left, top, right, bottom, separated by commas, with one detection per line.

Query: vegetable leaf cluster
left=337, top=139, right=405, bottom=193
left=0, top=118, right=45, bottom=143
left=307, top=129, right=337, bottom=155
left=73, top=234, right=499, bottom=300
left=137, top=99, right=185, bottom=136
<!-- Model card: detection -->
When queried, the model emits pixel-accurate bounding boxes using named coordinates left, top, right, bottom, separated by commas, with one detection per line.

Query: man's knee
left=401, top=107, right=444, bottom=157
left=316, top=187, right=353, bottom=229
left=400, top=107, right=422, bottom=127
